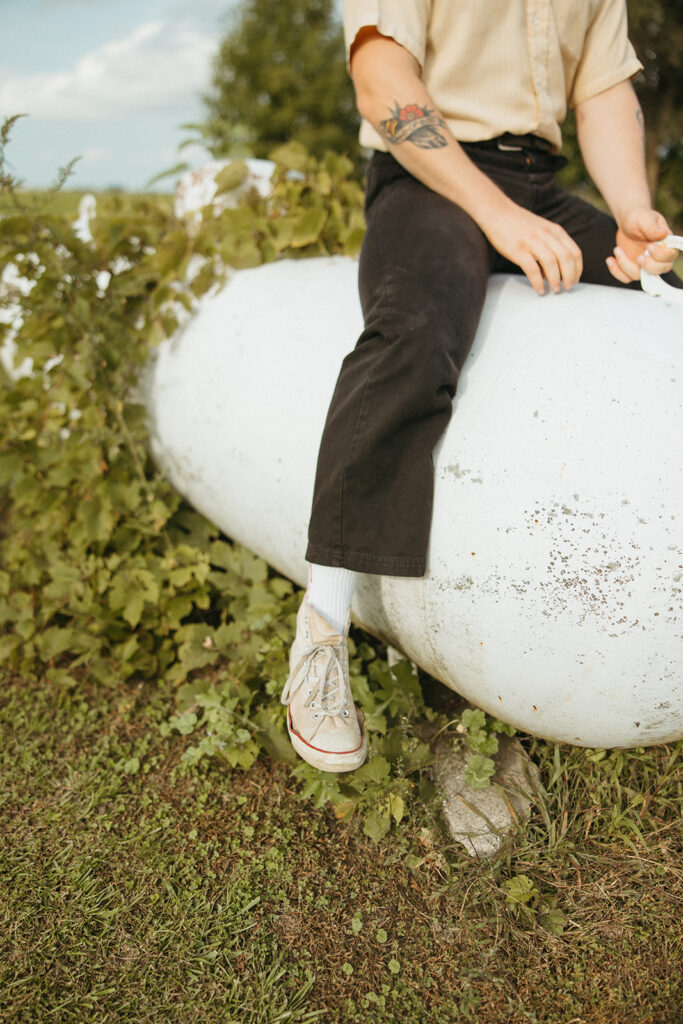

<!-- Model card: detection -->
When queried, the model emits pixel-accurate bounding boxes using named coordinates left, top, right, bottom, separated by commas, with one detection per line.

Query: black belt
left=463, top=132, right=555, bottom=154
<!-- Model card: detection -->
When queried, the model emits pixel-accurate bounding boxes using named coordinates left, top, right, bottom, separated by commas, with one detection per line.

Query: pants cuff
left=305, top=543, right=425, bottom=578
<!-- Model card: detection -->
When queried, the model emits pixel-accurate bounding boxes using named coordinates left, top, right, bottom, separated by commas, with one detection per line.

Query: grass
left=2, top=665, right=681, bottom=1023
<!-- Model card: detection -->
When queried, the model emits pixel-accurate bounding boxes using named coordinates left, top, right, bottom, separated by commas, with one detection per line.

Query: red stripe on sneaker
left=288, top=708, right=364, bottom=755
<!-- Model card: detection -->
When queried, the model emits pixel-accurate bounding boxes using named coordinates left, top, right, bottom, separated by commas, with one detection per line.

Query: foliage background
left=185, top=0, right=361, bottom=164
left=0, top=131, right=460, bottom=836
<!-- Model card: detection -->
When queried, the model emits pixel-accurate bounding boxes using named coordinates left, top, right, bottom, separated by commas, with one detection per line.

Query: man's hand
left=606, top=206, right=677, bottom=284
left=483, top=204, right=583, bottom=295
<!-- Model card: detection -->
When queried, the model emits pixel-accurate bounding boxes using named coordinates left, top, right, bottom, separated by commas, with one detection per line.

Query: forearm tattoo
left=636, top=107, right=645, bottom=146
left=379, top=101, right=448, bottom=149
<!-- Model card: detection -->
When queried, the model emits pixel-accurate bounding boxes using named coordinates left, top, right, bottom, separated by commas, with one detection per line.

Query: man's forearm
left=351, top=34, right=513, bottom=233
left=576, top=79, right=676, bottom=282
left=575, top=81, right=651, bottom=226
left=350, top=28, right=583, bottom=293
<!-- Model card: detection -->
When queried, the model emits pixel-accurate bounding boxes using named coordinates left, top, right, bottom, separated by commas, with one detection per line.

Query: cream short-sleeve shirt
left=343, top=0, right=643, bottom=152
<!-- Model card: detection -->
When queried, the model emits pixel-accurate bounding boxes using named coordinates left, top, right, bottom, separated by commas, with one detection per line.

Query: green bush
left=2, top=126, right=472, bottom=834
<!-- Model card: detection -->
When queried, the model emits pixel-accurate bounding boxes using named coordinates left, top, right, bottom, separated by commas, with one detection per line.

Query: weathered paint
left=145, top=256, right=683, bottom=748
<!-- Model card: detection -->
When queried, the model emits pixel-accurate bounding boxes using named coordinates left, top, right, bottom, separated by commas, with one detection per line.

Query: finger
left=647, top=241, right=677, bottom=264
left=613, top=245, right=641, bottom=282
left=606, top=256, right=632, bottom=284
left=535, top=245, right=562, bottom=293
left=518, top=253, right=546, bottom=295
left=557, top=243, right=583, bottom=290
left=637, top=248, right=674, bottom=276
left=549, top=229, right=583, bottom=289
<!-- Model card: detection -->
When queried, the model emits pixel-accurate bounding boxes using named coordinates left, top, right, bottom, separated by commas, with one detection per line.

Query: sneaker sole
left=287, top=709, right=367, bottom=773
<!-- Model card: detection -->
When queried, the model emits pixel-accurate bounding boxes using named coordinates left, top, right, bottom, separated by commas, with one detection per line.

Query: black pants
left=305, top=140, right=682, bottom=576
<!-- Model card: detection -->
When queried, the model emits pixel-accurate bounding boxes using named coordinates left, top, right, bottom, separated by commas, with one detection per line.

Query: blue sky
left=0, top=0, right=243, bottom=191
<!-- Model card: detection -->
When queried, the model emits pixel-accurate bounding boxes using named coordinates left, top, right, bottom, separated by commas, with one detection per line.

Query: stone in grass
left=433, top=736, right=542, bottom=859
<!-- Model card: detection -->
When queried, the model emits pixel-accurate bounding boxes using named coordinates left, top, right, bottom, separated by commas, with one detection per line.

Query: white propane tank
left=145, top=256, right=683, bottom=748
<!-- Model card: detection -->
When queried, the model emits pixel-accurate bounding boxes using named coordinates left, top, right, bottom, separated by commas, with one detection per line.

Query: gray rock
left=433, top=736, right=543, bottom=858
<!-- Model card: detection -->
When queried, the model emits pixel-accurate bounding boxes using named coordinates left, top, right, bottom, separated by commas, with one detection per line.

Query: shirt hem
left=570, top=58, right=643, bottom=108
left=345, top=12, right=427, bottom=71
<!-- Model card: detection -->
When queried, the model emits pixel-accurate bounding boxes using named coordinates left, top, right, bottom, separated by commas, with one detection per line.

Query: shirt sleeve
left=343, top=0, right=431, bottom=70
left=569, top=0, right=643, bottom=107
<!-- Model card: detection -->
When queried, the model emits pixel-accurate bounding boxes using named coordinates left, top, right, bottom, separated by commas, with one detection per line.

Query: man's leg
left=281, top=154, right=494, bottom=773
left=306, top=153, right=493, bottom=576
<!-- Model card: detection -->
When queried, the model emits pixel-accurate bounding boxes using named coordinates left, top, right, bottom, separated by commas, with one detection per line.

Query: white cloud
left=0, top=20, right=217, bottom=122
left=80, top=146, right=111, bottom=163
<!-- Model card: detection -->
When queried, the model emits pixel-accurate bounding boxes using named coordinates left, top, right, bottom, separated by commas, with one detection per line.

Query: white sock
left=305, top=563, right=359, bottom=634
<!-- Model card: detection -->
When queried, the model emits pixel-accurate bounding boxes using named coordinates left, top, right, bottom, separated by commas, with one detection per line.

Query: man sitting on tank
left=279, top=0, right=682, bottom=772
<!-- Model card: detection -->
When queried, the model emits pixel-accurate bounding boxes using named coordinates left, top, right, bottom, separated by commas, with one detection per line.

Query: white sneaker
left=281, top=600, right=367, bottom=772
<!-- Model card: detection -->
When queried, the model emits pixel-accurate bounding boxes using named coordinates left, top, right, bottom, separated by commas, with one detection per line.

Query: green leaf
left=468, top=731, right=499, bottom=757
left=82, top=495, right=115, bottom=543
left=269, top=140, right=309, bottom=173
left=290, top=207, right=327, bottom=248
left=363, top=805, right=390, bottom=842
left=122, top=591, right=144, bottom=628
left=0, top=635, right=21, bottom=661
left=490, top=718, right=517, bottom=737
left=214, top=160, right=249, bottom=194
left=461, top=709, right=487, bottom=732
left=504, top=875, right=537, bottom=907
left=387, top=792, right=405, bottom=825
left=253, top=709, right=297, bottom=764
left=168, top=711, right=199, bottom=736
left=351, top=755, right=391, bottom=787
left=176, top=677, right=214, bottom=713
left=0, top=453, right=24, bottom=486
left=541, top=906, right=567, bottom=937
left=343, top=227, right=365, bottom=258
left=220, top=232, right=262, bottom=270
left=464, top=754, right=496, bottom=790
left=117, top=636, right=139, bottom=663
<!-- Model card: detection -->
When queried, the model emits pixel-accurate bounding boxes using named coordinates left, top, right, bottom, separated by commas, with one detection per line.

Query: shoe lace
left=281, top=641, right=348, bottom=717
